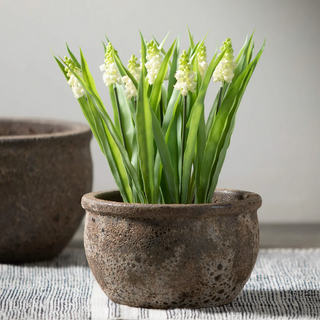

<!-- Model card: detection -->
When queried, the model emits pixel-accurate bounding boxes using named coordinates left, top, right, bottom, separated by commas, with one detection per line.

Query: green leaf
left=53, top=55, right=68, bottom=81
left=112, top=52, right=126, bottom=77
left=180, top=48, right=227, bottom=203
left=198, top=41, right=265, bottom=203
left=136, top=65, right=156, bottom=203
left=149, top=39, right=177, bottom=112
left=190, top=54, right=200, bottom=108
left=108, top=85, right=121, bottom=137
left=85, top=98, right=133, bottom=203
left=190, top=33, right=207, bottom=63
left=167, top=37, right=180, bottom=103
left=160, top=83, right=167, bottom=114
left=152, top=34, right=167, bottom=57
left=66, top=44, right=81, bottom=69
left=79, top=49, right=101, bottom=97
left=169, top=117, right=180, bottom=186
left=235, top=36, right=248, bottom=63
left=194, top=107, right=206, bottom=203
left=62, top=55, right=145, bottom=203
left=101, top=40, right=107, bottom=53
left=247, top=40, right=255, bottom=65
left=206, top=66, right=257, bottom=202
left=151, top=110, right=179, bottom=203
left=205, top=77, right=226, bottom=138
left=158, top=31, right=170, bottom=50
left=114, top=54, right=139, bottom=90
left=233, top=32, right=254, bottom=84
left=162, top=89, right=181, bottom=135
left=115, top=83, right=135, bottom=159
left=73, top=93, right=132, bottom=203
left=139, top=31, right=147, bottom=65
left=187, top=26, right=195, bottom=49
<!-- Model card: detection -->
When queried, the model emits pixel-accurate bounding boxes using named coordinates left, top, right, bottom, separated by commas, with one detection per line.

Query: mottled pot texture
left=82, top=189, right=262, bottom=309
left=0, top=118, right=92, bottom=263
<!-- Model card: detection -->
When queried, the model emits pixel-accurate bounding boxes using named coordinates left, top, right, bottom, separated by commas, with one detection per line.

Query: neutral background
left=1, top=0, right=319, bottom=223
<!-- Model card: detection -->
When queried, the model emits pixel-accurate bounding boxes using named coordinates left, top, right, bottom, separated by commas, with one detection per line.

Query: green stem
left=216, top=86, right=223, bottom=114
left=180, top=95, right=187, bottom=203
left=114, top=86, right=127, bottom=151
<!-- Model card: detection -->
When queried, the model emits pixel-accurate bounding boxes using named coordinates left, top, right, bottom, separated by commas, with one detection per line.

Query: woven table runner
left=1, top=249, right=320, bottom=320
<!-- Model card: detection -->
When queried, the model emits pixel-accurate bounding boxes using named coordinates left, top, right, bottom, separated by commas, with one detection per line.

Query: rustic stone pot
left=82, top=189, right=262, bottom=309
left=0, top=118, right=92, bottom=263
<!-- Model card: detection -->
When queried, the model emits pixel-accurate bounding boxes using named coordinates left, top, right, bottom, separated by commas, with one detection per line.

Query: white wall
left=1, top=0, right=319, bottom=223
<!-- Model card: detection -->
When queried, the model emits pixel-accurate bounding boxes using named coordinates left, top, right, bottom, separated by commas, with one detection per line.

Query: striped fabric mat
left=0, top=249, right=320, bottom=320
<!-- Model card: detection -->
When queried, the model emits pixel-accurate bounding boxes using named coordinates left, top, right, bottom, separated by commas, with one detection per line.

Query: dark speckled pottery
left=0, top=118, right=92, bottom=263
left=82, top=189, right=262, bottom=309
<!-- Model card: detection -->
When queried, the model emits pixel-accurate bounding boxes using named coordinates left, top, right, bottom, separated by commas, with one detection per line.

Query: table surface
left=1, top=248, right=320, bottom=320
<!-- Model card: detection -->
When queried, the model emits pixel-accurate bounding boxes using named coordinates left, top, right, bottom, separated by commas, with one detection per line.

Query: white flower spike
left=174, top=50, right=196, bottom=96
left=197, top=43, right=208, bottom=78
left=64, top=57, right=85, bottom=99
left=101, top=43, right=122, bottom=87
left=122, top=54, right=141, bottom=99
left=213, top=38, right=237, bottom=87
left=145, top=40, right=169, bottom=85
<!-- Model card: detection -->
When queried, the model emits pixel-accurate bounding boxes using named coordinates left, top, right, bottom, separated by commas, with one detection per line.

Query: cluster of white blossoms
left=122, top=54, right=141, bottom=99
left=64, top=57, right=85, bottom=99
left=213, top=38, right=237, bottom=86
left=174, top=50, right=196, bottom=96
left=100, top=43, right=122, bottom=87
left=197, top=43, right=208, bottom=78
left=145, top=40, right=169, bottom=85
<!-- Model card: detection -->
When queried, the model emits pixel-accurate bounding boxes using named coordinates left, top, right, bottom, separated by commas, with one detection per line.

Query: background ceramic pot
left=0, top=118, right=92, bottom=263
left=82, top=189, right=262, bottom=309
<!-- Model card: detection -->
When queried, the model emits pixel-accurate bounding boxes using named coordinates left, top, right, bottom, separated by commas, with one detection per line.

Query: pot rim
left=0, top=118, right=91, bottom=141
left=81, top=189, right=262, bottom=218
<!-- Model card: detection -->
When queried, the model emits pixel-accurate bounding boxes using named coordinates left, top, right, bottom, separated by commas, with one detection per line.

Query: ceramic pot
left=82, top=189, right=262, bottom=309
left=0, top=118, right=92, bottom=263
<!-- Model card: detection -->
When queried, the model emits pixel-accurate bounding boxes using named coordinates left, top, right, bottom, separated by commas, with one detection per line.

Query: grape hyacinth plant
left=54, top=30, right=264, bottom=204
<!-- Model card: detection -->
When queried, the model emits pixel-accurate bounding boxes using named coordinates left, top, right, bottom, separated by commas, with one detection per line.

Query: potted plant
left=55, top=30, right=264, bottom=309
left=0, top=119, right=92, bottom=263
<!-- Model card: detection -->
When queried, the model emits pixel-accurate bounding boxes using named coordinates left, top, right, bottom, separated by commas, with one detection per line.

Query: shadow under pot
left=0, top=118, right=93, bottom=263
left=82, top=189, right=262, bottom=309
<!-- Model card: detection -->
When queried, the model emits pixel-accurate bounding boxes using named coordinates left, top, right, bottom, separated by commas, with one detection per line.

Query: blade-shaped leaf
left=151, top=110, right=179, bottom=203
left=115, top=83, right=135, bottom=159
left=86, top=98, right=133, bottom=203
left=233, top=32, right=254, bottom=84
left=158, top=31, right=170, bottom=50
left=139, top=31, right=147, bottom=65
left=108, top=85, right=121, bottom=137
left=187, top=26, right=195, bottom=49
left=198, top=42, right=265, bottom=203
left=149, top=39, right=177, bottom=112
left=190, top=33, right=207, bottom=64
left=194, top=107, right=206, bottom=203
left=180, top=48, right=226, bottom=203
left=114, top=54, right=139, bottom=89
left=151, top=34, right=167, bottom=57
left=53, top=55, right=68, bottom=81
left=167, top=37, right=180, bottom=103
left=62, top=55, right=145, bottom=203
left=136, top=65, right=156, bottom=203
left=66, top=44, right=81, bottom=69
